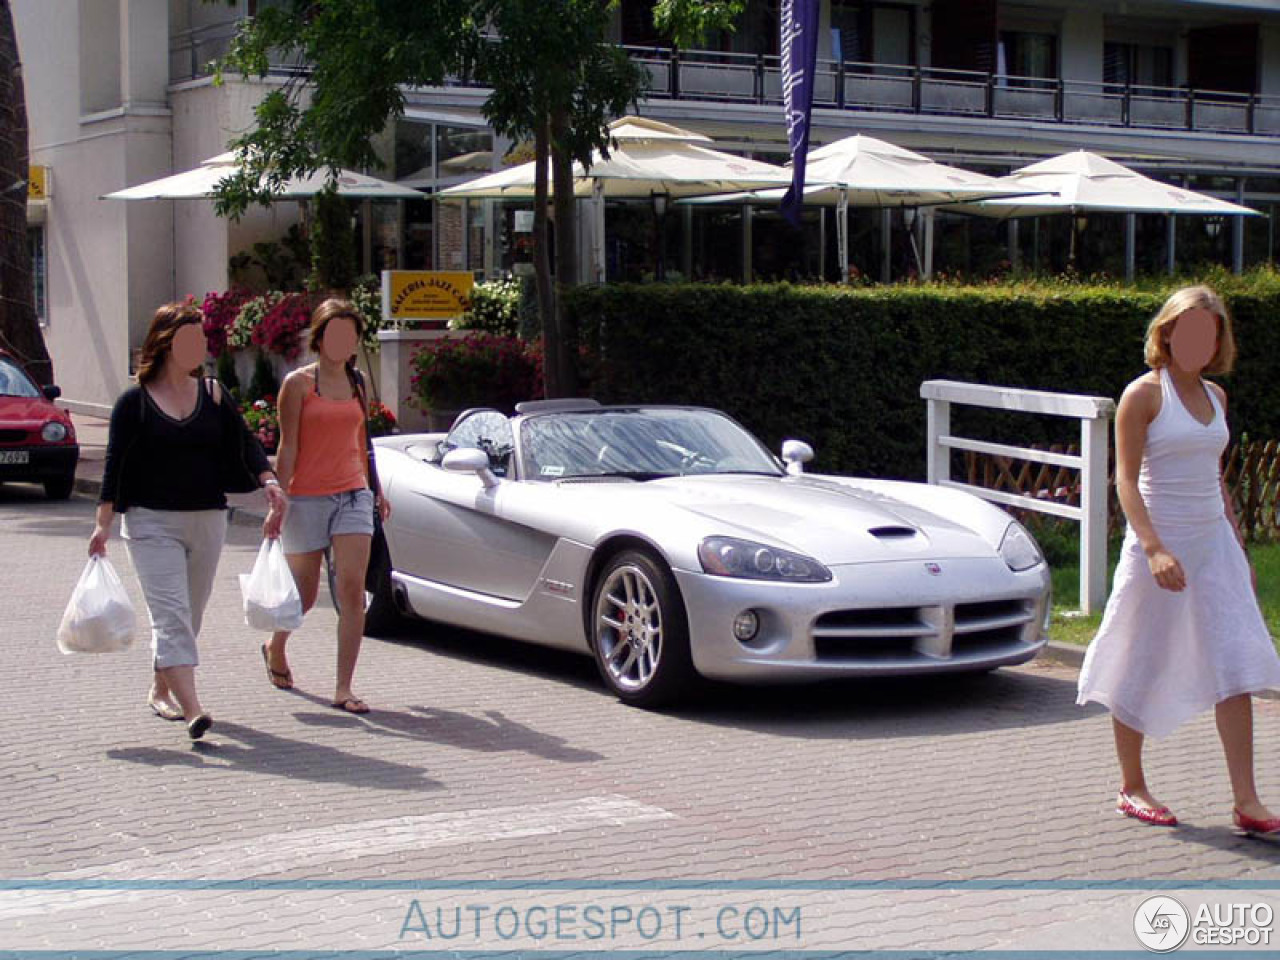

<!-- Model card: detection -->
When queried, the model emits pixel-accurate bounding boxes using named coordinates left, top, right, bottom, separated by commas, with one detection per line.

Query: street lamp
left=652, top=192, right=670, bottom=281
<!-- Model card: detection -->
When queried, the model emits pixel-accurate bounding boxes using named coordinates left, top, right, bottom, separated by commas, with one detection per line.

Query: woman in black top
left=89, top=302, right=286, bottom=740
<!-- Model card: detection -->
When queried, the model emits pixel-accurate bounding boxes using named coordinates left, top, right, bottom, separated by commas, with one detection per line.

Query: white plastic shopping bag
left=56, top=555, right=137, bottom=654
left=239, top=538, right=304, bottom=632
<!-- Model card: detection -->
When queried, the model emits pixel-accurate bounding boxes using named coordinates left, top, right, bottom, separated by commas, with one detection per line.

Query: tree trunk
left=549, top=105, right=578, bottom=396
left=0, top=0, right=50, bottom=385
left=531, top=118, right=561, bottom=397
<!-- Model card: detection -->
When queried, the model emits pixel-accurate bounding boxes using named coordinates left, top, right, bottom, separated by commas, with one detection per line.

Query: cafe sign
left=28, top=166, right=49, bottom=200
left=382, top=270, right=474, bottom=326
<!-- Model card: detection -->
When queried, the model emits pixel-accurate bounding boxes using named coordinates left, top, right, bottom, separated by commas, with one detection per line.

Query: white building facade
left=15, top=0, right=1280, bottom=412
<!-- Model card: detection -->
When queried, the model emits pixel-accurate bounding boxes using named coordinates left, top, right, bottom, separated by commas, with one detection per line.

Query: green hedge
left=568, top=268, right=1280, bottom=479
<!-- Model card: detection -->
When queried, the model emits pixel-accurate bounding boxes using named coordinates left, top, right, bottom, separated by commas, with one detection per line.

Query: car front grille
left=812, top=597, right=1037, bottom=663
left=0, top=429, right=28, bottom=444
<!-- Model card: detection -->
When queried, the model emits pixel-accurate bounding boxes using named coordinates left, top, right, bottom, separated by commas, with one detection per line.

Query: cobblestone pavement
left=4, top=481, right=1280, bottom=954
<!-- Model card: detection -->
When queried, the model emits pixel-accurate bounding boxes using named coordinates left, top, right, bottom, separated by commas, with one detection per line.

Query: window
left=1104, top=42, right=1173, bottom=90
left=28, top=226, right=46, bottom=326
left=444, top=410, right=514, bottom=477
left=829, top=2, right=915, bottom=67
left=998, top=31, right=1057, bottom=88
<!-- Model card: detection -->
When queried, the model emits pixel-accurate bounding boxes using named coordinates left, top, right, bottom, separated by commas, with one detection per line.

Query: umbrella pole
left=908, top=221, right=923, bottom=278
left=880, top=208, right=892, bottom=284
left=838, top=190, right=849, bottom=284
left=1125, top=213, right=1135, bottom=282
left=1166, top=214, right=1176, bottom=276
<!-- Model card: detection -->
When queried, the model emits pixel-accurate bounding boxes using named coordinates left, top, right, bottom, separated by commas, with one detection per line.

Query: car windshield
left=0, top=358, right=39, bottom=399
left=520, top=408, right=782, bottom=481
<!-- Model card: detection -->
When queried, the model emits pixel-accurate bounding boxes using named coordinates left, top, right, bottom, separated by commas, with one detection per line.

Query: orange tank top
left=289, top=376, right=368, bottom=497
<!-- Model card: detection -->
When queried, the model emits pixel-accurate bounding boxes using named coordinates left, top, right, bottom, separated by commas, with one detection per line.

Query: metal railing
left=170, top=27, right=1280, bottom=139
left=920, top=379, right=1116, bottom=615
left=621, top=45, right=1280, bottom=137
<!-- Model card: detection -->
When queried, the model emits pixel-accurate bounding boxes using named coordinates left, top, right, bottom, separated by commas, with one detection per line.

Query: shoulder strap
left=344, top=365, right=381, bottom=497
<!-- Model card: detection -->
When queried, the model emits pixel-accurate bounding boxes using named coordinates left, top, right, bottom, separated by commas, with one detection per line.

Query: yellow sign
left=387, top=271, right=474, bottom=320
left=27, top=166, right=49, bottom=200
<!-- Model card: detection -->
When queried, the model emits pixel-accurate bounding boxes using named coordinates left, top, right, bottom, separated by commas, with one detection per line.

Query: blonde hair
left=1143, top=285, right=1236, bottom=375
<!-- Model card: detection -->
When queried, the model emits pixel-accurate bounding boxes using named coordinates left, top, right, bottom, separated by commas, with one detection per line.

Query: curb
left=1039, top=640, right=1086, bottom=670
left=1039, top=637, right=1280, bottom=702
left=72, top=475, right=269, bottom=529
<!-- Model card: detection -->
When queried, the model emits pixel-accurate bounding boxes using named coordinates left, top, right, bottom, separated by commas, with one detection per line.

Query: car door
left=392, top=410, right=559, bottom=601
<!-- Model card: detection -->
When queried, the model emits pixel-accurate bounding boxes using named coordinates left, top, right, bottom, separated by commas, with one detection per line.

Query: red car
left=0, top=351, right=78, bottom=499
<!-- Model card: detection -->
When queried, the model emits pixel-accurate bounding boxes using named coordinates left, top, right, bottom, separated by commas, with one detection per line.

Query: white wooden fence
left=920, top=380, right=1116, bottom=614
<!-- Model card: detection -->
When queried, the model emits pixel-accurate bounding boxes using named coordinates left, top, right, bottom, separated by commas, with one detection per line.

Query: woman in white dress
left=1077, top=285, right=1280, bottom=833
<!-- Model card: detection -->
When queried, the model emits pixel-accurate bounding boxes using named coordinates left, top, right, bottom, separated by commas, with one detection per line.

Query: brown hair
left=308, top=298, right=365, bottom=356
left=1143, top=284, right=1236, bottom=375
left=135, top=302, right=205, bottom=385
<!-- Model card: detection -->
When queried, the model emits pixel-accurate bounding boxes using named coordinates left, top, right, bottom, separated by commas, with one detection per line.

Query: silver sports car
left=366, top=400, right=1051, bottom=706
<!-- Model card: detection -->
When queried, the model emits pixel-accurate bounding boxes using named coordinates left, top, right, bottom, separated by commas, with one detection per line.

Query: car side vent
left=867, top=525, right=917, bottom=539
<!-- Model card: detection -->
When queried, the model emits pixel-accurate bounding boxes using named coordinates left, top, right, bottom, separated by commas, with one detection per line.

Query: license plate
left=0, top=450, right=30, bottom=465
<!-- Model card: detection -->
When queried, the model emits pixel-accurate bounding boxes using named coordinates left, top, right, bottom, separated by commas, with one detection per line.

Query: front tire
left=590, top=549, right=693, bottom=708
left=44, top=474, right=75, bottom=500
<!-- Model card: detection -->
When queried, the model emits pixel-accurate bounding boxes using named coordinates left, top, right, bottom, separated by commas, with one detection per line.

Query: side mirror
left=442, top=447, right=499, bottom=488
left=42, top=384, right=62, bottom=401
left=781, top=439, right=814, bottom=476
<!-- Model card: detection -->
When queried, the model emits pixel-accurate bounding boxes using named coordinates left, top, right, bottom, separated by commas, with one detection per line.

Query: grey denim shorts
left=282, top=488, right=375, bottom=554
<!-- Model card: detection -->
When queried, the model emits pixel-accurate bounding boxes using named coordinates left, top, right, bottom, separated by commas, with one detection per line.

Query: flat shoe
left=1233, top=808, right=1280, bottom=837
left=1117, top=791, right=1177, bottom=826
left=331, top=697, right=370, bottom=715
left=148, top=698, right=183, bottom=722
left=187, top=713, right=213, bottom=740
left=261, top=643, right=293, bottom=690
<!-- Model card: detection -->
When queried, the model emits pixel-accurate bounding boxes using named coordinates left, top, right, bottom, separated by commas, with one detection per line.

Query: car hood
left=0, top=395, right=62, bottom=427
left=644, top=474, right=998, bottom=564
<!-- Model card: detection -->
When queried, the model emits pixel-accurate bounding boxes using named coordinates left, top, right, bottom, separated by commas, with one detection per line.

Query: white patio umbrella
left=103, top=153, right=424, bottom=200
left=438, top=116, right=794, bottom=280
left=951, top=151, right=1258, bottom=218
left=948, top=151, right=1260, bottom=279
left=682, top=134, right=1037, bottom=281
left=438, top=116, right=794, bottom=200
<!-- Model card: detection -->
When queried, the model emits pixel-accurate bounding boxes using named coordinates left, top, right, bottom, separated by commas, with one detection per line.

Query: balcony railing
left=621, top=45, right=1280, bottom=137
left=170, top=27, right=1280, bottom=139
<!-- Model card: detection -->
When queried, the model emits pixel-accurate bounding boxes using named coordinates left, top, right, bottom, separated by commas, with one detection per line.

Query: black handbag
left=346, top=365, right=386, bottom=591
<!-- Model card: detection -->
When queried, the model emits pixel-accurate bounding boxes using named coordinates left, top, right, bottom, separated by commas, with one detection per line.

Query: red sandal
left=1233, top=808, right=1280, bottom=837
left=1117, top=792, right=1178, bottom=827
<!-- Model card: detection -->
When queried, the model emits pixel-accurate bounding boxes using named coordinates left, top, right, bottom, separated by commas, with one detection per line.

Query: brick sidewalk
left=4, top=489, right=1280, bottom=952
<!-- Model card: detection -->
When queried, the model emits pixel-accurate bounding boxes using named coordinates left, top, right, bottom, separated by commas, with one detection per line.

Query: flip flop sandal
left=331, top=697, right=370, bottom=715
left=148, top=698, right=183, bottom=722
left=261, top=643, right=293, bottom=690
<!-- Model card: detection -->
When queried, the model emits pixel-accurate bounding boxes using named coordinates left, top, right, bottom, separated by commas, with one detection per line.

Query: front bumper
left=674, top=556, right=1051, bottom=682
left=0, top=444, right=79, bottom=484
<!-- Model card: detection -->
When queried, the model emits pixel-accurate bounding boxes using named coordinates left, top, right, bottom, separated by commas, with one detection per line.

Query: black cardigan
left=99, top=379, right=271, bottom=512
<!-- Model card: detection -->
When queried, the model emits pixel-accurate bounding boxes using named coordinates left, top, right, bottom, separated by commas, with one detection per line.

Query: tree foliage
left=209, top=0, right=745, bottom=395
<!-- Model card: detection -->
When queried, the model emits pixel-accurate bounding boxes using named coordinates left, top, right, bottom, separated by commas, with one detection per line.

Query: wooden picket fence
left=962, top=438, right=1280, bottom=542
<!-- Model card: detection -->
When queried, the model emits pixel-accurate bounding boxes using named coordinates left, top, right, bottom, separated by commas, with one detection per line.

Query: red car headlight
left=41, top=421, right=68, bottom=442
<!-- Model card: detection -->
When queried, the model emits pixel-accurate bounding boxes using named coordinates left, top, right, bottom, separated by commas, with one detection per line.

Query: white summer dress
left=1077, top=367, right=1280, bottom=738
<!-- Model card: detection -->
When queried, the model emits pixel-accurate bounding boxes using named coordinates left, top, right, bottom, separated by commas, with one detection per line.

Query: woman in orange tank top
left=264, top=299, right=390, bottom=713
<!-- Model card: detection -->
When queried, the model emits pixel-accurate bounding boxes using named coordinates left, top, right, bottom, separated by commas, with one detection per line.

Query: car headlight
left=999, top=521, right=1044, bottom=572
left=698, top=536, right=831, bottom=582
left=41, top=421, right=68, bottom=442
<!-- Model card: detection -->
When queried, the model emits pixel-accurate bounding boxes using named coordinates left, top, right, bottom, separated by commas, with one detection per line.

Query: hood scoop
left=868, top=525, right=918, bottom=540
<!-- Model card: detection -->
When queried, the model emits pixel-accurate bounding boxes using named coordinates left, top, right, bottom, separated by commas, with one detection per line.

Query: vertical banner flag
left=780, top=0, right=819, bottom=226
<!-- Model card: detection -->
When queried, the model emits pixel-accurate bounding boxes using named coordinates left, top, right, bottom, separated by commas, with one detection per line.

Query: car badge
left=924, top=563, right=942, bottom=576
